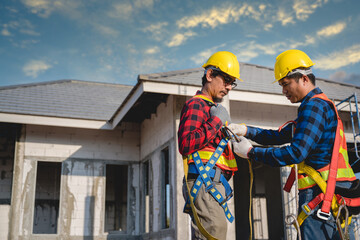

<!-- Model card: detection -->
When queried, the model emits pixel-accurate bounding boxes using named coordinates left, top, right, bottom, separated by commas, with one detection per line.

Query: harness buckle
left=220, top=192, right=233, bottom=205
left=316, top=209, right=331, bottom=221
left=205, top=182, right=215, bottom=193
left=301, top=203, right=315, bottom=216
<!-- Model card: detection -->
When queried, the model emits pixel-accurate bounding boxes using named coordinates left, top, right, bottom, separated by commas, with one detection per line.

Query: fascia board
left=111, top=82, right=144, bottom=128
left=142, top=81, right=295, bottom=106
left=142, top=81, right=199, bottom=96
left=0, top=113, right=112, bottom=129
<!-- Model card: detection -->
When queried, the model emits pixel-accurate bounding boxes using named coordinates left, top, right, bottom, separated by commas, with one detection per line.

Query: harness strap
left=295, top=162, right=339, bottom=225
left=336, top=195, right=360, bottom=207
left=186, top=164, right=233, bottom=199
left=283, top=167, right=296, bottom=192
left=183, top=158, right=218, bottom=240
left=184, top=138, right=234, bottom=222
left=301, top=193, right=325, bottom=216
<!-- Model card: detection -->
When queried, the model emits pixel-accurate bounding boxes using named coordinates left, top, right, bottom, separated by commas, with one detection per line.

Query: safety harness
left=182, top=94, right=236, bottom=240
left=283, top=93, right=358, bottom=238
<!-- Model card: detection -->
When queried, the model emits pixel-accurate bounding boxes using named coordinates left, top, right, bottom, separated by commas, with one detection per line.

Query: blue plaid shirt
left=247, top=87, right=337, bottom=170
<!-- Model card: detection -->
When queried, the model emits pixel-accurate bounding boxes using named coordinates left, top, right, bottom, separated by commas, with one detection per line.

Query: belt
left=187, top=164, right=232, bottom=181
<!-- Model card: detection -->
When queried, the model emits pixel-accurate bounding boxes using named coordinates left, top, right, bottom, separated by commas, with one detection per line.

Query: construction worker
left=229, top=49, right=357, bottom=240
left=178, top=51, right=240, bottom=239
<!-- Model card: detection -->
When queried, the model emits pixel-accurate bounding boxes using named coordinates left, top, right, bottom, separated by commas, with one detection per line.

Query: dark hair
left=201, top=67, right=221, bottom=86
left=287, top=68, right=316, bottom=85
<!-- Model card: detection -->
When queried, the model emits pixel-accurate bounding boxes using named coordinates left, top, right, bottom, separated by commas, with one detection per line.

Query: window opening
left=144, top=161, right=150, bottom=233
left=0, top=123, right=17, bottom=205
left=161, top=147, right=171, bottom=229
left=33, top=161, right=61, bottom=234
left=105, top=164, right=128, bottom=232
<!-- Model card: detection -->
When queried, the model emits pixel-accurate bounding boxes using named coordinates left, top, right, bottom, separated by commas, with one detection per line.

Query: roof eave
left=0, top=113, right=112, bottom=129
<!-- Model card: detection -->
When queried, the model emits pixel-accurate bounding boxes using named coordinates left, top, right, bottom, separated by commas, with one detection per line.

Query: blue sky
left=1, top=0, right=360, bottom=87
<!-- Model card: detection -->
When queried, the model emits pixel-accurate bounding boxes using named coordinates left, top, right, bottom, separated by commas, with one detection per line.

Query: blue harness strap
left=183, top=138, right=234, bottom=223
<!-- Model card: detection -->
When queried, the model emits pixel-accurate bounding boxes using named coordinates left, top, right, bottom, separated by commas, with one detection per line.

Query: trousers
left=183, top=178, right=227, bottom=240
left=299, top=181, right=355, bottom=240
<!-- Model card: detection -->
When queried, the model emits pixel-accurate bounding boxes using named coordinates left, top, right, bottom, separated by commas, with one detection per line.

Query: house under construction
left=0, top=63, right=359, bottom=239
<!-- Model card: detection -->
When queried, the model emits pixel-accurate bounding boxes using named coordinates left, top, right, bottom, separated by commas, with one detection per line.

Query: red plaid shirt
left=178, top=91, right=224, bottom=156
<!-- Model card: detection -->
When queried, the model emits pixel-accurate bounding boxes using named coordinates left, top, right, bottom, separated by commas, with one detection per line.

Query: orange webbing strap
left=183, top=157, right=218, bottom=240
left=320, top=118, right=341, bottom=217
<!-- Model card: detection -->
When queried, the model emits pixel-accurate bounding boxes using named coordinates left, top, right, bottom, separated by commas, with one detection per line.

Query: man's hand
left=227, top=123, right=247, bottom=137
left=210, top=104, right=231, bottom=126
left=232, top=136, right=253, bottom=159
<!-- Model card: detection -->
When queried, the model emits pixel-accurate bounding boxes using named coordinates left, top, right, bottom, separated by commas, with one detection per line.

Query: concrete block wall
left=10, top=121, right=141, bottom=239
left=141, top=96, right=174, bottom=159
left=140, top=96, right=178, bottom=239
left=60, top=160, right=105, bottom=237
left=25, top=122, right=140, bottom=161
left=230, top=101, right=298, bottom=129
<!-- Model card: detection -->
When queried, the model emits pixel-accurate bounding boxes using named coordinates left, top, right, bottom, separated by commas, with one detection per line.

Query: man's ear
left=302, top=75, right=311, bottom=85
left=206, top=69, right=213, bottom=83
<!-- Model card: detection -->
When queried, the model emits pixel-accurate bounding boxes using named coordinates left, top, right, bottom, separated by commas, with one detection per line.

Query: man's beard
left=213, top=97, right=223, bottom=103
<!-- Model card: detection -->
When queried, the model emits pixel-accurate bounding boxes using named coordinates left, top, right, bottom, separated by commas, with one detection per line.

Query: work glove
left=227, top=123, right=247, bottom=137
left=210, top=104, right=231, bottom=126
left=232, top=136, right=253, bottom=159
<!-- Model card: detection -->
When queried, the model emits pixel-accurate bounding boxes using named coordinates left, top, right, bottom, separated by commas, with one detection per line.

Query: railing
left=336, top=93, right=360, bottom=167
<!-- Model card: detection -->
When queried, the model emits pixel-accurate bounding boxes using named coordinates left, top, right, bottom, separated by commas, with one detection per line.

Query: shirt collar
left=300, top=87, right=322, bottom=104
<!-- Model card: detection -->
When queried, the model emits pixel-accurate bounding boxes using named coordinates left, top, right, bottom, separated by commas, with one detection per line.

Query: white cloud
left=290, top=35, right=316, bottom=48
left=108, top=2, right=133, bottom=19
left=109, top=0, right=155, bottom=19
left=190, top=44, right=227, bottom=65
left=293, top=0, right=328, bottom=21
left=93, top=24, right=119, bottom=36
left=145, top=47, right=159, bottom=54
left=6, top=20, right=40, bottom=36
left=143, top=22, right=168, bottom=41
left=1, top=27, right=11, bottom=36
left=317, top=21, right=346, bottom=37
left=21, top=0, right=80, bottom=18
left=133, top=0, right=155, bottom=9
left=23, top=60, right=52, bottom=78
left=314, top=44, right=360, bottom=70
left=177, top=3, right=266, bottom=29
left=191, top=49, right=216, bottom=65
left=277, top=9, right=295, bottom=26
left=21, top=0, right=53, bottom=17
left=167, top=31, right=196, bottom=47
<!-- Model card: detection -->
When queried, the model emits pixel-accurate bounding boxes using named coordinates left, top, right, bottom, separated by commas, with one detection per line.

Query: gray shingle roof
left=139, top=63, right=360, bottom=102
left=0, top=80, right=132, bottom=121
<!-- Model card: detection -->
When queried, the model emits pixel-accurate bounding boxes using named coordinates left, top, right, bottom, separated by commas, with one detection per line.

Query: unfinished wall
left=173, top=96, right=192, bottom=240
left=0, top=123, right=18, bottom=240
left=25, top=122, right=139, bottom=161
left=140, top=95, right=177, bottom=239
left=10, top=121, right=140, bottom=239
left=141, top=96, right=174, bottom=159
left=230, top=101, right=298, bottom=129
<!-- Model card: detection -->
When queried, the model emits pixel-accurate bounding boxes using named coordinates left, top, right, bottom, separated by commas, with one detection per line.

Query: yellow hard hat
left=202, top=51, right=242, bottom=81
left=274, top=49, right=314, bottom=82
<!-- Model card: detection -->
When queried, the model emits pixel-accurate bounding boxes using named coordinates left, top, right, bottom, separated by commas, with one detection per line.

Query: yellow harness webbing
left=294, top=162, right=352, bottom=228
